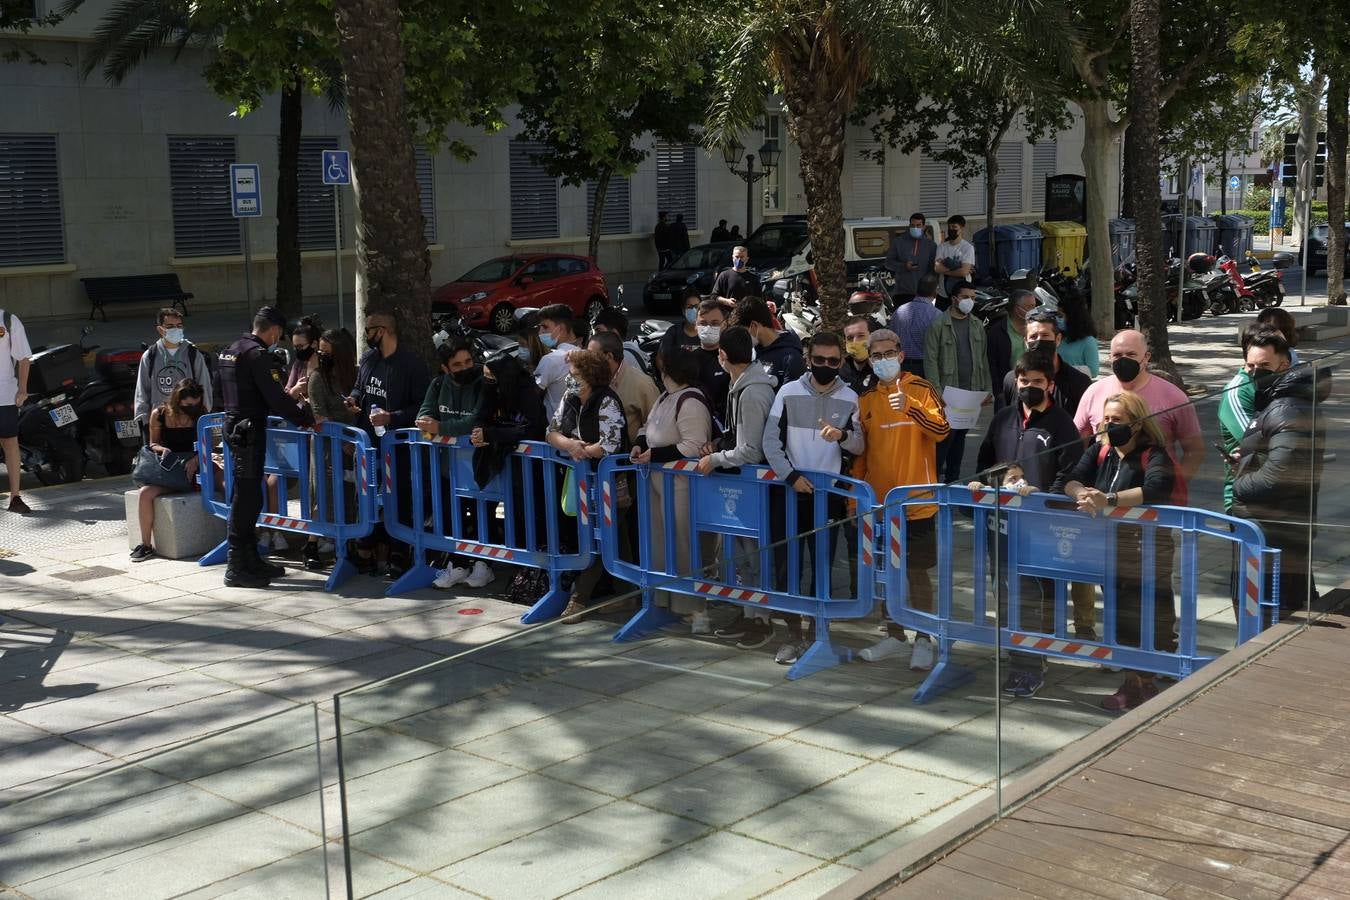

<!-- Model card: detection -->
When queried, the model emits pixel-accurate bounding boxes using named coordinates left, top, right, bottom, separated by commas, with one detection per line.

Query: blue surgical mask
left=684, top=307, right=698, bottom=324
left=733, top=258, right=746, bottom=270
left=515, top=345, right=532, bottom=364
left=540, top=332, right=558, bottom=349
left=872, top=357, right=902, bottom=382
left=908, top=227, right=923, bottom=239
left=164, top=327, right=184, bottom=345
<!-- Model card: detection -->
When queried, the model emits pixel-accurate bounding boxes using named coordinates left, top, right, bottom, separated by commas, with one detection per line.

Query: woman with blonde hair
left=1054, top=391, right=1176, bottom=711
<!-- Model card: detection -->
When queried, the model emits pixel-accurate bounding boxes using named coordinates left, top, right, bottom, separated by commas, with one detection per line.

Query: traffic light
left=1282, top=132, right=1297, bottom=187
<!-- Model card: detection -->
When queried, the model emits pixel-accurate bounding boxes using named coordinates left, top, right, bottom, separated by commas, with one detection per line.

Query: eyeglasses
left=868, top=349, right=901, bottom=362
left=809, top=355, right=843, bottom=368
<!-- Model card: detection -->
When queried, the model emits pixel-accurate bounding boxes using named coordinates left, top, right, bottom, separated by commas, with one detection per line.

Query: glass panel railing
left=0, top=704, right=331, bottom=896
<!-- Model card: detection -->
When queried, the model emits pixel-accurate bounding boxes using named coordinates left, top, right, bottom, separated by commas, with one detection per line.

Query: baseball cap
left=256, top=305, right=287, bottom=328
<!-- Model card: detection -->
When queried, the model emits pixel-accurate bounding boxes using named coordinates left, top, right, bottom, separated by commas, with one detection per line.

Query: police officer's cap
left=255, top=306, right=287, bottom=328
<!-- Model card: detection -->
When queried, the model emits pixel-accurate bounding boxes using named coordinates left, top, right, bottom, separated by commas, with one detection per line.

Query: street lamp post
left=722, top=138, right=781, bottom=237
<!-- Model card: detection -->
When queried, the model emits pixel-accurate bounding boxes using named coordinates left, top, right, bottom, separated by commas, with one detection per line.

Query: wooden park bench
left=81, top=274, right=193, bottom=321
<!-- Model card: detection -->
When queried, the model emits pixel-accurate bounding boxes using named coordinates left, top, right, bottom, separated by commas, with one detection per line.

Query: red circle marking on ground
left=457, top=608, right=484, bottom=615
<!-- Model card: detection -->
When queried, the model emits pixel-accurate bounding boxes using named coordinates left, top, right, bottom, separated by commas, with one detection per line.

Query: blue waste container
left=1108, top=218, right=1136, bottom=268
left=1213, top=214, right=1254, bottom=260
left=973, top=223, right=1043, bottom=277
left=1162, top=215, right=1218, bottom=258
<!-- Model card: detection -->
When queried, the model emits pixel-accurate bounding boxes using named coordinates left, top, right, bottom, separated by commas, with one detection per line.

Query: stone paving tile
left=758, top=863, right=864, bottom=898
left=335, top=746, right=522, bottom=834
left=262, top=645, right=445, bottom=703
left=380, top=681, right=601, bottom=750
left=173, top=845, right=340, bottom=899
left=0, top=735, right=117, bottom=795
left=68, top=691, right=297, bottom=760
left=612, top=668, right=773, bottom=715
left=780, top=691, right=992, bottom=760
left=8, top=669, right=236, bottom=735
left=455, top=697, right=681, bottom=771
left=838, top=787, right=991, bottom=870
left=0, top=652, right=186, bottom=714
left=362, top=875, right=479, bottom=899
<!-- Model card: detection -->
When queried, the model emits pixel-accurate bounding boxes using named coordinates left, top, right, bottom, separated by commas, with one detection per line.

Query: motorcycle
left=75, top=328, right=144, bottom=476
left=1163, top=256, right=1212, bottom=322
left=17, top=334, right=88, bottom=485
left=1113, top=262, right=1139, bottom=330
left=432, top=310, right=523, bottom=364
left=847, top=267, right=894, bottom=330
left=1233, top=252, right=1286, bottom=308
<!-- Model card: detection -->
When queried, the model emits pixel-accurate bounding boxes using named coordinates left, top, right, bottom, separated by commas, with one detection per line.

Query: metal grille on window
left=847, top=140, right=884, bottom=218
left=167, top=135, right=241, bottom=257
left=1031, top=139, right=1057, bottom=213
left=954, top=167, right=985, bottom=216
left=415, top=146, right=436, bottom=243
left=995, top=141, right=1025, bottom=215
left=655, top=142, right=697, bottom=228
left=509, top=139, right=558, bottom=240
left=295, top=136, right=339, bottom=251
left=586, top=173, right=631, bottom=235
left=919, top=146, right=949, bottom=219
left=0, top=133, right=65, bottom=267
left=763, top=116, right=782, bottom=213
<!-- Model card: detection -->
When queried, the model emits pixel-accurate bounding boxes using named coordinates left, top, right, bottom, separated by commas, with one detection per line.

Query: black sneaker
left=713, top=622, right=748, bottom=641
left=8, top=496, right=31, bottom=514
left=302, top=542, right=325, bottom=572
left=224, top=566, right=270, bottom=588
left=735, top=621, right=773, bottom=650
left=353, top=554, right=379, bottom=576
left=775, top=640, right=806, bottom=665
left=130, top=544, right=154, bottom=563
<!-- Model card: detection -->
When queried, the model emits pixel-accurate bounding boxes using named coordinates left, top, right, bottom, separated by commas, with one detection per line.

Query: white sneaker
left=690, top=612, right=712, bottom=635
left=270, top=531, right=290, bottom=551
left=909, top=638, right=936, bottom=671
left=858, top=636, right=907, bottom=662
left=433, top=566, right=469, bottom=589
left=317, top=538, right=335, bottom=554
left=465, top=560, right=494, bottom=588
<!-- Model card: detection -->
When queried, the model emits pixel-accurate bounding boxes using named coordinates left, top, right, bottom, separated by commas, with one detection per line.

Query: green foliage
left=1245, top=184, right=1271, bottom=211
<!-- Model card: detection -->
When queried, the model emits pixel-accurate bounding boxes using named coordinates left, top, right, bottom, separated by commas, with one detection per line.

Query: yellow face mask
left=845, top=339, right=869, bottom=362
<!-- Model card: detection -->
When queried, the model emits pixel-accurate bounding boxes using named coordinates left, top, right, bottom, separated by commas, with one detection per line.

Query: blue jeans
left=935, top=429, right=968, bottom=484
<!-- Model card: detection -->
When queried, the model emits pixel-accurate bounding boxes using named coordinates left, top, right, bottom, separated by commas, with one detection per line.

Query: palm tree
left=60, top=0, right=344, bottom=316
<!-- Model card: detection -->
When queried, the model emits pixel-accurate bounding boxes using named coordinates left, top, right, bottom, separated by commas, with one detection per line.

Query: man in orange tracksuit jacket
left=850, top=328, right=949, bottom=670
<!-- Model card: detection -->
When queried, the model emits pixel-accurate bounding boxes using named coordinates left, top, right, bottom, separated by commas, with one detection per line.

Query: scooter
left=432, top=311, right=521, bottom=363
left=847, top=267, right=893, bottom=330
left=1114, top=263, right=1139, bottom=330
left=1233, top=252, right=1285, bottom=308
left=74, top=328, right=144, bottom=476
left=17, top=334, right=88, bottom=485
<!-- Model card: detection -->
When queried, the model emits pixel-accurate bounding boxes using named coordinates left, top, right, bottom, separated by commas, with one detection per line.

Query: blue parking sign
left=323, top=150, right=351, bottom=186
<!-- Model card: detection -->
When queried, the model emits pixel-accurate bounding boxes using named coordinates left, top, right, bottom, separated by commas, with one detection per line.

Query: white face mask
left=697, top=324, right=721, bottom=345
left=164, top=327, right=184, bottom=345
left=956, top=297, right=976, bottom=316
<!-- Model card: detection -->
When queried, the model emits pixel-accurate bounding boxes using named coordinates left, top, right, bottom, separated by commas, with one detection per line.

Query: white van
left=773, top=216, right=917, bottom=284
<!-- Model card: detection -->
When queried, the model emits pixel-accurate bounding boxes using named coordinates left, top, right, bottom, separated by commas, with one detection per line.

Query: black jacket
left=998, top=357, right=1092, bottom=415
left=712, top=267, right=752, bottom=300
left=985, top=320, right=1015, bottom=396
left=351, top=345, right=431, bottom=439
left=976, top=403, right=1082, bottom=492
left=757, top=330, right=807, bottom=390
left=1232, top=365, right=1331, bottom=540
left=472, top=362, right=548, bottom=487
left=217, top=334, right=314, bottom=426
left=1053, top=436, right=1175, bottom=502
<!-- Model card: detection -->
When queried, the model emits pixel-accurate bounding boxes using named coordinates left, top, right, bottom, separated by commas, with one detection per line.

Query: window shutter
left=509, top=139, right=559, bottom=240
left=415, top=146, right=436, bottom=243
left=919, top=146, right=948, bottom=218
left=848, top=142, right=884, bottom=218
left=586, top=173, right=631, bottom=236
left=995, top=141, right=1025, bottom=214
left=1031, top=140, right=1057, bottom=213
left=954, top=165, right=986, bottom=216
left=0, top=133, right=65, bottom=267
left=167, top=136, right=241, bottom=257
left=655, top=142, right=697, bottom=228
left=295, top=136, right=339, bottom=251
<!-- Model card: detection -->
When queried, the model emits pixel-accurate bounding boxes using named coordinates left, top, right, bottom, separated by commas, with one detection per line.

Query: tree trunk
left=1127, top=0, right=1180, bottom=385
left=1077, top=99, right=1119, bottom=339
left=783, top=90, right=848, bottom=331
left=985, top=146, right=999, bottom=273
left=274, top=72, right=304, bottom=316
left=1293, top=74, right=1325, bottom=244
left=1326, top=69, right=1347, bottom=305
left=331, top=0, right=434, bottom=369
left=588, top=167, right=612, bottom=263
left=1219, top=153, right=1229, bottom=215
left=1120, top=124, right=1136, bottom=219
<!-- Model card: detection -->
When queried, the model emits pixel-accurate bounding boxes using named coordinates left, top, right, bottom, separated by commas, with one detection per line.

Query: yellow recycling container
left=1040, top=221, right=1088, bottom=276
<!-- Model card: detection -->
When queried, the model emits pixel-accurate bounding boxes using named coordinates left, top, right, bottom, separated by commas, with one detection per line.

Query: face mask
left=684, top=307, right=698, bottom=324
left=1017, top=386, right=1046, bottom=408
left=1250, top=368, right=1281, bottom=395
left=956, top=297, right=976, bottom=316
left=164, top=328, right=184, bottom=345
left=452, top=367, right=480, bottom=386
left=946, top=228, right=959, bottom=241
left=294, top=345, right=315, bottom=362
left=365, top=331, right=382, bottom=351
left=317, top=351, right=334, bottom=370
left=909, top=226, right=923, bottom=239
left=1105, top=422, right=1135, bottom=447
left=1026, top=339, right=1055, bottom=356
left=733, top=258, right=746, bottom=270
left=697, top=324, right=721, bottom=345
left=845, top=339, right=869, bottom=362
left=179, top=402, right=203, bottom=417
left=539, top=332, right=558, bottom=349
left=811, top=365, right=840, bottom=386
left=1111, top=356, right=1142, bottom=382
left=516, top=345, right=532, bottom=364
left=872, top=357, right=901, bottom=383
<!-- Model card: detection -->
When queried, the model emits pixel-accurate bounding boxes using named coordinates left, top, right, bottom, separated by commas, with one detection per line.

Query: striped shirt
left=890, top=297, right=942, bottom=360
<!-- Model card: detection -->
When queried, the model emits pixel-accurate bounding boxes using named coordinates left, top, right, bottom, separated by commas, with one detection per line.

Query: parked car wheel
left=489, top=303, right=517, bottom=335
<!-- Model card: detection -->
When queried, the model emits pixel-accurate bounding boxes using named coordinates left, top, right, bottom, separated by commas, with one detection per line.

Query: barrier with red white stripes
left=882, top=484, right=1281, bottom=704
left=379, top=429, right=593, bottom=622
left=595, top=457, right=878, bottom=680
left=195, top=413, right=380, bottom=591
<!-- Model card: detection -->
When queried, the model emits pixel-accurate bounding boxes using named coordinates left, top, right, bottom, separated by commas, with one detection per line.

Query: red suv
left=432, top=254, right=609, bottom=334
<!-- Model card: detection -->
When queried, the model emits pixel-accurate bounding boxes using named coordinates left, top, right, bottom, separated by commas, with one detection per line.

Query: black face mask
left=451, top=366, right=481, bottom=386
left=1017, top=386, right=1045, bottom=408
left=317, top=351, right=334, bottom=369
left=294, top=345, right=315, bottom=362
left=946, top=228, right=959, bottom=241
left=1105, top=422, right=1135, bottom=447
left=1250, top=367, right=1281, bottom=395
left=1026, top=339, right=1055, bottom=356
left=1111, top=356, right=1141, bottom=383
left=811, top=365, right=840, bottom=386
left=365, top=331, right=383, bottom=351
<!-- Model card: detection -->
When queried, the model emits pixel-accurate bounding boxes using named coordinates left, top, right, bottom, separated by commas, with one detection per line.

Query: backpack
left=1096, top=444, right=1188, bottom=506
left=674, top=387, right=725, bottom=445
left=145, top=340, right=201, bottom=375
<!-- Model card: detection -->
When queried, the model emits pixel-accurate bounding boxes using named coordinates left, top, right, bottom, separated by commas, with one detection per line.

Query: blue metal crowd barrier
left=595, top=457, right=877, bottom=679
left=881, top=483, right=1282, bottom=704
left=195, top=412, right=380, bottom=591
left=379, top=429, right=594, bottom=623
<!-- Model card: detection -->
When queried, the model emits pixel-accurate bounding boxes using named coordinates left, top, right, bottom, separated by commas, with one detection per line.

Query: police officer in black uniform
left=216, top=306, right=315, bottom=587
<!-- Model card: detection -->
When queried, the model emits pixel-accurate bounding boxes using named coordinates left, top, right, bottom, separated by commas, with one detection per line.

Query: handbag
left=131, top=446, right=193, bottom=491
left=561, top=467, right=578, bottom=517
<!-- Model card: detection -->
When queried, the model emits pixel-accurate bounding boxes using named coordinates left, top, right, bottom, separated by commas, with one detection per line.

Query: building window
left=586, top=173, right=631, bottom=236
left=167, top=135, right=241, bottom=257
left=509, top=139, right=558, bottom=240
left=1, top=2, right=40, bottom=22
left=762, top=115, right=782, bottom=213
left=1030, top=139, right=1057, bottom=213
left=919, top=146, right=949, bottom=220
left=848, top=138, right=884, bottom=218
left=954, top=167, right=985, bottom=216
left=995, top=141, right=1025, bottom=215
left=0, top=133, right=65, bottom=267
left=296, top=136, right=340, bottom=251
left=655, top=141, right=697, bottom=228
left=415, top=145, right=436, bottom=243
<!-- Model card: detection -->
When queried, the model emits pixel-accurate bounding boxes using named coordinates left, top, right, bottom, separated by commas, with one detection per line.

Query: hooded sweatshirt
left=708, top=363, right=776, bottom=469
left=134, top=339, right=214, bottom=422
left=417, top=371, right=485, bottom=437
left=757, top=330, right=807, bottom=390
left=762, top=373, right=863, bottom=486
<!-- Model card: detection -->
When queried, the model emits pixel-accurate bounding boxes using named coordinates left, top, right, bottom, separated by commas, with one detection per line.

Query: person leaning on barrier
left=535, top=304, right=583, bottom=417
left=301, top=328, right=358, bottom=571
left=631, top=346, right=716, bottom=633
left=1054, top=391, right=1176, bottom=712
left=1230, top=328, right=1330, bottom=617
left=590, top=306, right=651, bottom=377
left=588, top=331, right=656, bottom=445
left=546, top=348, right=629, bottom=623
left=851, top=328, right=949, bottom=671
left=694, top=325, right=779, bottom=650
left=216, top=306, right=315, bottom=588
left=731, top=294, right=806, bottom=390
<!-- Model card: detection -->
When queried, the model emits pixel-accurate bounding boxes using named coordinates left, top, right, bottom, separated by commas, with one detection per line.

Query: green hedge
left=1233, top=204, right=1329, bottom=236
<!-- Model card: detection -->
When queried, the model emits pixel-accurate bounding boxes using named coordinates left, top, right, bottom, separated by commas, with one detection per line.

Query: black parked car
left=642, top=242, right=736, bottom=311
left=745, top=219, right=811, bottom=274
left=1300, top=222, right=1350, bottom=275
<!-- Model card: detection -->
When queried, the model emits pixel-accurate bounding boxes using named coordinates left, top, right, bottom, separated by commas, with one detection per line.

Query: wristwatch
left=1106, top=491, right=1119, bottom=507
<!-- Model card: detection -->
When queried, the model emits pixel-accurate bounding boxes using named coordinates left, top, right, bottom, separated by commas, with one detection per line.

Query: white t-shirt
left=534, top=342, right=578, bottom=417
left=935, top=239, right=976, bottom=296
left=0, top=311, right=33, bottom=406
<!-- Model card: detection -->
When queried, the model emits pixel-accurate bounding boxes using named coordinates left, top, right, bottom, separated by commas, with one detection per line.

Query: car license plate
left=652, top=292, right=671, bottom=300
left=114, top=419, right=140, bottom=440
left=49, top=404, right=78, bottom=428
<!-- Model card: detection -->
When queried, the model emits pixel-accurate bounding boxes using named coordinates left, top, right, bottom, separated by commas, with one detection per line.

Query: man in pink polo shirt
left=1069, top=328, right=1205, bottom=640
